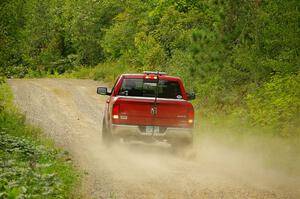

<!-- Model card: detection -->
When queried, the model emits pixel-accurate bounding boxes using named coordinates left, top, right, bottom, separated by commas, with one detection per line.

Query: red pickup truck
left=97, top=71, right=195, bottom=149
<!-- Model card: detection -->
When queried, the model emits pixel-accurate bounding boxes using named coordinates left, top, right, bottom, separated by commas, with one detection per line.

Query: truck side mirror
left=97, top=87, right=111, bottom=95
left=187, top=92, right=196, bottom=100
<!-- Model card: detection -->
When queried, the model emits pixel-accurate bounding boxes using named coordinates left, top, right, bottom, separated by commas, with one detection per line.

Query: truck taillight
left=187, top=109, right=194, bottom=124
left=112, top=104, right=120, bottom=119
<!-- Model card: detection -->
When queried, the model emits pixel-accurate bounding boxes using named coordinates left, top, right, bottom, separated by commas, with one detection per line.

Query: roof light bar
left=145, top=75, right=158, bottom=80
left=143, top=71, right=167, bottom=75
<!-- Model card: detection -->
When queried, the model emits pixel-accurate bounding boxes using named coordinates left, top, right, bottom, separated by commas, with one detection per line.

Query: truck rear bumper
left=111, top=124, right=193, bottom=140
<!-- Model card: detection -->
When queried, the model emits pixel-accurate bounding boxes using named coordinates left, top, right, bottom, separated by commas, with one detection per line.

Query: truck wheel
left=102, top=120, right=115, bottom=147
left=171, top=138, right=196, bottom=159
left=170, top=138, right=193, bottom=152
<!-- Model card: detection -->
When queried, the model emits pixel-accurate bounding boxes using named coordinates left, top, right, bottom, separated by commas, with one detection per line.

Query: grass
left=0, top=80, right=79, bottom=198
left=64, top=62, right=138, bottom=85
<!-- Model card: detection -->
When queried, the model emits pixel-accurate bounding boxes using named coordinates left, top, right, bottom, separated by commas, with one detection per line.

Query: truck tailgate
left=116, top=97, right=154, bottom=126
left=114, top=97, right=193, bottom=128
left=154, top=99, right=192, bottom=127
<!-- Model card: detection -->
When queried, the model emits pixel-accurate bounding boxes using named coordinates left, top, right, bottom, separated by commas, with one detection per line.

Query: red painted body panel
left=116, top=97, right=154, bottom=125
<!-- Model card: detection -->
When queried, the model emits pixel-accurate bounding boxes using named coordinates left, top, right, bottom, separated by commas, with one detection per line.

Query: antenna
left=153, top=71, right=159, bottom=113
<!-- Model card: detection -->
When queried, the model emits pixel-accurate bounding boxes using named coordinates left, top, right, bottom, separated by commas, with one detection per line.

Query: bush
left=3, top=66, right=28, bottom=78
left=93, top=62, right=132, bottom=82
left=246, top=74, right=300, bottom=136
left=71, top=62, right=137, bottom=84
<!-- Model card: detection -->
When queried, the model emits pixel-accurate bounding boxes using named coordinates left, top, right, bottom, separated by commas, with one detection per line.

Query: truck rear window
left=118, top=79, right=183, bottom=99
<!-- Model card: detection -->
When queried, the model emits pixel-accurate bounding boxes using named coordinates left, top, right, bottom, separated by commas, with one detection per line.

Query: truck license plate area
left=142, top=126, right=164, bottom=136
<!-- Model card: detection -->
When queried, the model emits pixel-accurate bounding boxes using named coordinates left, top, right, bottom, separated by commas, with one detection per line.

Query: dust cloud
left=8, top=79, right=300, bottom=199
left=94, top=132, right=300, bottom=199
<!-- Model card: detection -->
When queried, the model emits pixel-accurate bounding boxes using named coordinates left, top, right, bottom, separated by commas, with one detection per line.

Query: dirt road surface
left=8, top=79, right=300, bottom=199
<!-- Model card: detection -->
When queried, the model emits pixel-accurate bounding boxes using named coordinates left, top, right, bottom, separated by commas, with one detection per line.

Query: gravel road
left=8, top=79, right=300, bottom=199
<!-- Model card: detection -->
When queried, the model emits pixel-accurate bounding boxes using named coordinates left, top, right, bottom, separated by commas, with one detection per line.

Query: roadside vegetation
left=0, top=0, right=299, bottom=137
left=0, top=79, right=78, bottom=198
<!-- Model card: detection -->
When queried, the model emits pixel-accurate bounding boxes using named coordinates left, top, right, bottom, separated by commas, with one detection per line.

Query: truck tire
left=170, top=138, right=193, bottom=152
left=171, top=138, right=196, bottom=159
left=102, top=120, right=115, bottom=147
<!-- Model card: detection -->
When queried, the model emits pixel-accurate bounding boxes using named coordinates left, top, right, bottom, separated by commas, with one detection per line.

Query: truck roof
left=121, top=74, right=181, bottom=81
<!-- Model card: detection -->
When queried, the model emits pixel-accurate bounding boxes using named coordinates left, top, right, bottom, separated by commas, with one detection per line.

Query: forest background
left=0, top=0, right=299, bottom=137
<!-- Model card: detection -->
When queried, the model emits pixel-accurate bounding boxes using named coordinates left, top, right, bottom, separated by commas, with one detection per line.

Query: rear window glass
left=118, top=78, right=182, bottom=99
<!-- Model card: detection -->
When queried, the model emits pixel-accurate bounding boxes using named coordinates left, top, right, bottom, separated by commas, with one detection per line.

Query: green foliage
left=71, top=62, right=137, bottom=83
left=0, top=82, right=78, bottom=198
left=246, top=74, right=300, bottom=136
left=0, top=132, right=74, bottom=198
left=134, top=32, right=167, bottom=68
left=62, top=0, right=121, bottom=65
